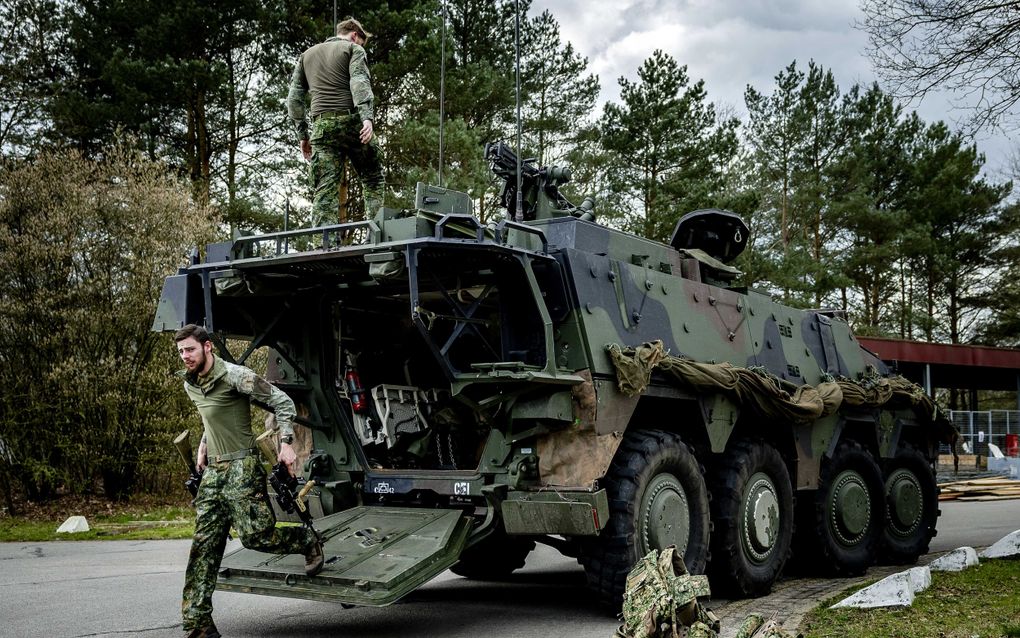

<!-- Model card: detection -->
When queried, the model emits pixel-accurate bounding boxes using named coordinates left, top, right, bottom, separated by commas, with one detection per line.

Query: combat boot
left=305, top=540, right=324, bottom=576
left=185, top=623, right=220, bottom=638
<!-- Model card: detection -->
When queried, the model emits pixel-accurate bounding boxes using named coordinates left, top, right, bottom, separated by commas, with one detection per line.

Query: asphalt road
left=1, top=499, right=1017, bottom=638
left=928, top=498, right=1020, bottom=553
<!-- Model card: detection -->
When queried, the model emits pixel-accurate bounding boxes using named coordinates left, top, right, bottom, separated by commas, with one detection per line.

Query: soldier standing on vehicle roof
left=287, top=17, right=384, bottom=227
left=175, top=324, right=324, bottom=638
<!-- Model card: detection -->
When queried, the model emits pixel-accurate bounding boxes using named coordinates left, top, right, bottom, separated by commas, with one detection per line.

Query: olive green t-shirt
left=286, top=36, right=375, bottom=142
left=183, top=356, right=296, bottom=459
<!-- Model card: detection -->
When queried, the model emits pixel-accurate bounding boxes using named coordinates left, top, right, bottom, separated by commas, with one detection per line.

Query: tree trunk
left=339, top=161, right=350, bottom=223
left=226, top=45, right=238, bottom=207
left=781, top=171, right=789, bottom=254
left=922, top=254, right=936, bottom=342
left=907, top=268, right=914, bottom=340
left=478, top=185, right=488, bottom=225
left=0, top=468, right=16, bottom=516
left=898, top=258, right=907, bottom=338
left=186, top=106, right=197, bottom=193
left=186, top=90, right=211, bottom=205
left=197, top=90, right=211, bottom=205
left=948, top=271, right=960, bottom=344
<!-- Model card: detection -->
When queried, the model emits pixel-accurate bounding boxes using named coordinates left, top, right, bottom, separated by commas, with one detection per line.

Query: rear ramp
left=217, top=506, right=471, bottom=606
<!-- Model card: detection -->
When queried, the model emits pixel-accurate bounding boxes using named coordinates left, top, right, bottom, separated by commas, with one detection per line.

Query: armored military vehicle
left=154, top=142, right=950, bottom=607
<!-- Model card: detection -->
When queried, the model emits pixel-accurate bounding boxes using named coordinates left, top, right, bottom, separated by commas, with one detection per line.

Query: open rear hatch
left=217, top=505, right=471, bottom=606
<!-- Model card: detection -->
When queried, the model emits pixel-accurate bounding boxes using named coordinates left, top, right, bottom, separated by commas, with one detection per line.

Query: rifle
left=173, top=430, right=203, bottom=501
left=255, top=430, right=320, bottom=540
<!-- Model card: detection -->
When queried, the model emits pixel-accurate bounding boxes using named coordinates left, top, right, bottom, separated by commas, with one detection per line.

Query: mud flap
left=217, top=506, right=471, bottom=606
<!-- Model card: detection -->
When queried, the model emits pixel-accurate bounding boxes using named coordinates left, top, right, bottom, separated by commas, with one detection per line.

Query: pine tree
left=519, top=10, right=599, bottom=166
left=743, top=61, right=853, bottom=307
left=0, top=0, right=63, bottom=159
left=829, top=85, right=919, bottom=333
left=600, top=50, right=738, bottom=242
left=902, top=123, right=1012, bottom=342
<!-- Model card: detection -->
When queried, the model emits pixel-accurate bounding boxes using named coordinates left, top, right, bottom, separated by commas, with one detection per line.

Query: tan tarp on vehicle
left=537, top=370, right=624, bottom=487
left=606, top=341, right=957, bottom=448
left=607, top=341, right=841, bottom=425
left=536, top=341, right=958, bottom=489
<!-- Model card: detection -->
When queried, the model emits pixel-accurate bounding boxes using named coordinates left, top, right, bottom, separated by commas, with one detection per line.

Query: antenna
left=438, top=0, right=447, bottom=186
left=333, top=0, right=337, bottom=35
left=284, top=199, right=290, bottom=253
left=513, top=0, right=523, bottom=222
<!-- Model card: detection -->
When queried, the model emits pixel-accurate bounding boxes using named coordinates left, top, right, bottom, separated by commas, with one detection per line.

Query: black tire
left=708, top=439, right=794, bottom=597
left=449, top=527, right=535, bottom=580
left=880, top=443, right=939, bottom=564
left=579, top=429, right=711, bottom=609
left=795, top=440, right=884, bottom=576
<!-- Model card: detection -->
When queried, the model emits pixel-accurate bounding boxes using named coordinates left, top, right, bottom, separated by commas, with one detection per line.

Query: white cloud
left=529, top=0, right=1013, bottom=176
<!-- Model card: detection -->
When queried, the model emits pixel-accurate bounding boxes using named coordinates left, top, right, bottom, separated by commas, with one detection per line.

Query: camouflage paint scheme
left=153, top=146, right=943, bottom=609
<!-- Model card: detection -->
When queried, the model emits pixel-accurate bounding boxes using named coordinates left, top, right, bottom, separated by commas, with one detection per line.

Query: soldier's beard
left=187, top=351, right=210, bottom=377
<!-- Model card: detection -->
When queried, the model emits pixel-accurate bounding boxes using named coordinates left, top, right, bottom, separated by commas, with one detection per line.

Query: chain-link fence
left=947, top=410, right=1020, bottom=457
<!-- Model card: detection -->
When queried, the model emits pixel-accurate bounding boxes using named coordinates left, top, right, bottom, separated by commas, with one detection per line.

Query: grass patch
left=0, top=502, right=195, bottom=541
left=802, top=559, right=1020, bottom=638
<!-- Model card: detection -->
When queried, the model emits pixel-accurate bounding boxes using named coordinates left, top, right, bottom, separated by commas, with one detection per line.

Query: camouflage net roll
left=606, top=341, right=957, bottom=450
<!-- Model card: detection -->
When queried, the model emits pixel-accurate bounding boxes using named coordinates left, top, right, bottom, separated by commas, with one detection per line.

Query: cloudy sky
left=528, top=0, right=1014, bottom=178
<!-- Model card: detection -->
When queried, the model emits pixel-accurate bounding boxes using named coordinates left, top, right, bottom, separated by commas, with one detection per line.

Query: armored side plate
left=217, top=506, right=471, bottom=606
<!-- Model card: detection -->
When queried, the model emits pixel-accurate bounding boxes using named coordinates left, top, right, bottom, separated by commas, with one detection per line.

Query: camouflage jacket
left=286, top=36, right=374, bottom=142
left=183, top=356, right=296, bottom=459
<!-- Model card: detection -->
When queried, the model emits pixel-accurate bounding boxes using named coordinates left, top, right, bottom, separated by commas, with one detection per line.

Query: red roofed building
left=857, top=336, right=1020, bottom=410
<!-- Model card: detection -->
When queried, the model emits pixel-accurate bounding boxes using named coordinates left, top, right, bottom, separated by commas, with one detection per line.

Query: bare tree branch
left=858, top=0, right=1020, bottom=132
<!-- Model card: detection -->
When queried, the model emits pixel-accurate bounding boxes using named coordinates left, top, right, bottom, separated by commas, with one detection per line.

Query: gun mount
left=484, top=141, right=595, bottom=222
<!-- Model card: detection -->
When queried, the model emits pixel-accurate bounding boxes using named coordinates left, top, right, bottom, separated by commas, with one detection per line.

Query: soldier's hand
left=301, top=139, right=312, bottom=161
left=278, top=442, right=298, bottom=477
left=196, top=440, right=208, bottom=472
left=359, top=119, right=373, bottom=144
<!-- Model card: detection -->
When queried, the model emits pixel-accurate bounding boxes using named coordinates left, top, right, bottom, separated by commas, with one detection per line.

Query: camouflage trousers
left=181, top=454, right=314, bottom=631
left=309, top=113, right=384, bottom=227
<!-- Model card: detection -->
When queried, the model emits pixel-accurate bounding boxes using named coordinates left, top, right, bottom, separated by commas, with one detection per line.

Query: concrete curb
left=829, top=566, right=930, bottom=609
left=980, top=529, right=1020, bottom=559
left=825, top=528, right=1020, bottom=612
left=929, top=546, right=979, bottom=572
left=56, top=516, right=89, bottom=534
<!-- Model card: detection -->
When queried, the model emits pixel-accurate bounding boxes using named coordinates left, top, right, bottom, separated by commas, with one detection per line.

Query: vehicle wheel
left=708, top=439, right=793, bottom=597
left=579, top=429, right=710, bottom=609
left=449, top=527, right=535, bottom=580
left=880, top=443, right=939, bottom=564
left=795, top=440, right=884, bottom=576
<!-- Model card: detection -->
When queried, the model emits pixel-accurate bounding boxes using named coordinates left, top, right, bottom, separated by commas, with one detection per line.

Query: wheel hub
left=641, top=473, right=690, bottom=555
left=742, top=474, right=780, bottom=562
left=829, top=470, right=871, bottom=545
left=886, top=468, right=923, bottom=536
